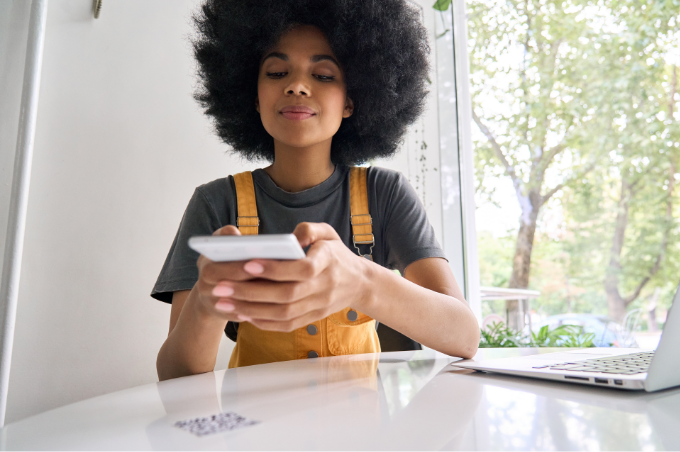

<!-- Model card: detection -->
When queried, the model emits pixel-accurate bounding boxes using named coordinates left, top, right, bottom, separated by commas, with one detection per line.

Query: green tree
left=555, top=2, right=680, bottom=322
left=467, top=0, right=680, bottom=322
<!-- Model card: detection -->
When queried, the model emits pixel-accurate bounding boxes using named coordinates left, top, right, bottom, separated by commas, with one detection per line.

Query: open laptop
left=455, top=282, right=680, bottom=392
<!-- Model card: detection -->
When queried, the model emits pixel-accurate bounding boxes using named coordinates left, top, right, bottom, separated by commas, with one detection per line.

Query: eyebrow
left=310, top=54, right=340, bottom=66
left=261, top=52, right=340, bottom=67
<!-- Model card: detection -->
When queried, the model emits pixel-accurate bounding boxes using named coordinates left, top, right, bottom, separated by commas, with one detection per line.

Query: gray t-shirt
left=151, top=165, right=445, bottom=303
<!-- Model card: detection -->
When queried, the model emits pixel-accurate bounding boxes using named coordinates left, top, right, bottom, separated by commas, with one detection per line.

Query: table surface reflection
left=1, top=348, right=678, bottom=450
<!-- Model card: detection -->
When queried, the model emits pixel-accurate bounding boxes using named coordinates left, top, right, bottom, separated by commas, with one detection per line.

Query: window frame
left=436, top=0, right=482, bottom=322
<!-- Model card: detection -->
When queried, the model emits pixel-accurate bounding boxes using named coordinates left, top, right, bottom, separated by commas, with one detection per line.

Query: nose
left=284, top=75, right=310, bottom=96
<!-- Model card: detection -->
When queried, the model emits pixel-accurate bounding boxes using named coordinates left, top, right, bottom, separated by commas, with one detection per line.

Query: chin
left=278, top=139, right=327, bottom=149
left=272, top=132, right=332, bottom=149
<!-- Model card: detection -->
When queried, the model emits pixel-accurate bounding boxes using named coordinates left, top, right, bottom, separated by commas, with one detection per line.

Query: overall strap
left=233, top=171, right=259, bottom=235
left=349, top=167, right=374, bottom=261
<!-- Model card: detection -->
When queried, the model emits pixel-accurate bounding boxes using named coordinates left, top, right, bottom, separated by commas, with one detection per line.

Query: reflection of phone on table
left=188, top=234, right=305, bottom=262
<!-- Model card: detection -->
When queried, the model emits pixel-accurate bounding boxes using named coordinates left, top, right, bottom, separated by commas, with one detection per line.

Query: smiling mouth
left=280, top=105, right=316, bottom=121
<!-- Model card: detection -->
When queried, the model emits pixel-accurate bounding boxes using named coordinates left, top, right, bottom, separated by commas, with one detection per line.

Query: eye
left=266, top=72, right=287, bottom=79
left=314, top=75, right=335, bottom=82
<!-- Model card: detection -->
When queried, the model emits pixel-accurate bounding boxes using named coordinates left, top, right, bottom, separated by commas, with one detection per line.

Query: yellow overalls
left=227, top=167, right=381, bottom=368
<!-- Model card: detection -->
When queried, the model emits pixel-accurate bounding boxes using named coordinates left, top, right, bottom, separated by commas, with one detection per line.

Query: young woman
left=153, top=0, right=479, bottom=380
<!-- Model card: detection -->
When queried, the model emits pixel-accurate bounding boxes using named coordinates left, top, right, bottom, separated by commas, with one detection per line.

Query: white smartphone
left=188, top=234, right=306, bottom=262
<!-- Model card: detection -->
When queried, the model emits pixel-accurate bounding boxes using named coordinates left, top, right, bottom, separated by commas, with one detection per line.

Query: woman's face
left=257, top=25, right=353, bottom=151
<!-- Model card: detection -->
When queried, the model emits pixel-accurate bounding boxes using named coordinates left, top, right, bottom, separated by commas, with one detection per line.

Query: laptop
left=455, top=282, right=680, bottom=392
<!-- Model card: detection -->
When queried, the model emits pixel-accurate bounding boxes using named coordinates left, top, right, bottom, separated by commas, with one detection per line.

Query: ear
left=255, top=97, right=260, bottom=113
left=343, top=96, right=354, bottom=118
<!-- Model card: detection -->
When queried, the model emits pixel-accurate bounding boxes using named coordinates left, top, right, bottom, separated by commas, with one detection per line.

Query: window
left=465, top=0, right=680, bottom=345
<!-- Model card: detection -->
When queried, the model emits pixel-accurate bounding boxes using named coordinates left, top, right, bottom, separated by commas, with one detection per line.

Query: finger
left=212, top=299, right=268, bottom=325
left=249, top=307, right=329, bottom=333
left=213, top=224, right=241, bottom=236
left=219, top=279, right=316, bottom=303
left=196, top=277, right=244, bottom=303
left=198, top=225, right=249, bottom=280
left=242, top=244, right=333, bottom=282
left=210, top=297, right=243, bottom=322
left=292, top=222, right=340, bottom=248
left=200, top=260, right=259, bottom=284
left=226, top=297, right=321, bottom=322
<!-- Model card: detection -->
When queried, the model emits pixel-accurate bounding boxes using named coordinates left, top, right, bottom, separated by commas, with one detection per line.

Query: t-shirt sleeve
left=380, top=171, right=447, bottom=274
left=151, top=187, right=223, bottom=303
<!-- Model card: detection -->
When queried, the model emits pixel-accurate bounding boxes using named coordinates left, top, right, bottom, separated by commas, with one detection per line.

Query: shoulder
left=366, top=166, right=412, bottom=200
left=366, top=166, right=423, bottom=218
left=193, top=176, right=235, bottom=207
left=178, top=177, right=237, bottom=226
left=196, top=176, right=233, bottom=195
left=366, top=166, right=406, bottom=190
left=364, top=166, right=418, bottom=224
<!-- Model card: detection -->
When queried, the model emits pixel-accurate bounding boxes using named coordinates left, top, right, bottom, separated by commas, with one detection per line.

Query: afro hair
left=192, top=0, right=430, bottom=166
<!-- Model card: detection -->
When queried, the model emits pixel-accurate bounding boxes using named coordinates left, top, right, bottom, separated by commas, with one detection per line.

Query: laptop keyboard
left=532, top=351, right=654, bottom=375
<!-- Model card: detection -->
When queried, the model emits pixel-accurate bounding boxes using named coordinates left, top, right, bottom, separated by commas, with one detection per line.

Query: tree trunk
left=509, top=189, right=541, bottom=289
left=509, top=215, right=539, bottom=290
left=647, top=288, right=660, bottom=333
left=605, top=161, right=675, bottom=323
left=605, top=287, right=628, bottom=324
left=605, top=179, right=631, bottom=323
left=506, top=189, right=541, bottom=330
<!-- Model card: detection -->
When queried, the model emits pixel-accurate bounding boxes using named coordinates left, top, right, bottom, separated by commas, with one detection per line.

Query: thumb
left=293, top=222, right=340, bottom=248
left=213, top=225, right=241, bottom=236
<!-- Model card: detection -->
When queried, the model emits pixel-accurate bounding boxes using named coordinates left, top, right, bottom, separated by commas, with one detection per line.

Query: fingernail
left=212, top=284, right=234, bottom=297
left=244, top=262, right=264, bottom=274
left=238, top=314, right=252, bottom=322
left=215, top=301, right=235, bottom=312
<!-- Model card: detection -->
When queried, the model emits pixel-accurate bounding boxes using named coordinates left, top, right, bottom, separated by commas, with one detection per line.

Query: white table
left=1, top=348, right=678, bottom=450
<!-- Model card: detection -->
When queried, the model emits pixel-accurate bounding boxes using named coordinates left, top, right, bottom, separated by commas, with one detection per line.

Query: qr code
left=174, top=412, right=260, bottom=437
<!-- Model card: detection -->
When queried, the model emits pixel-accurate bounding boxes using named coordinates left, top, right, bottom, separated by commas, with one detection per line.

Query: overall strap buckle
left=349, top=167, right=373, bottom=261
left=233, top=172, right=259, bottom=235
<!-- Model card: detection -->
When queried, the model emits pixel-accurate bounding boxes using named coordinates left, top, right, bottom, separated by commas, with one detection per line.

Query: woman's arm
left=156, top=225, right=255, bottom=381
left=364, top=257, right=479, bottom=358
left=222, top=222, right=480, bottom=359
left=158, top=221, right=480, bottom=381
left=156, top=288, right=226, bottom=381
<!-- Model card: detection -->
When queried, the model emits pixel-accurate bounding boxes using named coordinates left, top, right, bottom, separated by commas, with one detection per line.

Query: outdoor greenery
left=462, top=0, right=680, bottom=326
left=479, top=322, right=597, bottom=347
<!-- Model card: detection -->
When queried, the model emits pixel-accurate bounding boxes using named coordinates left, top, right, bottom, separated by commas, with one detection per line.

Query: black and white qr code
left=174, top=411, right=260, bottom=437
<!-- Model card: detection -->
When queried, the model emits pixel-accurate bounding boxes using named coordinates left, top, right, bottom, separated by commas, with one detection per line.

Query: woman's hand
left=159, top=224, right=266, bottom=380
left=210, top=222, right=373, bottom=332
left=192, top=225, right=261, bottom=324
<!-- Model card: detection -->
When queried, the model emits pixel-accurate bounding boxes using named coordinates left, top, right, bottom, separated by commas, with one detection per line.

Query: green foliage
left=531, top=324, right=596, bottom=347
left=479, top=231, right=612, bottom=318
left=479, top=322, right=596, bottom=348
left=469, top=0, right=680, bottom=322
left=432, top=0, right=452, bottom=12
left=480, top=322, right=523, bottom=347
left=477, top=230, right=514, bottom=288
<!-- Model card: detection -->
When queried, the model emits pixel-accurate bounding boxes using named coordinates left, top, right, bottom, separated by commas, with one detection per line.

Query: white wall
left=6, top=0, right=251, bottom=423
left=4, top=0, right=453, bottom=424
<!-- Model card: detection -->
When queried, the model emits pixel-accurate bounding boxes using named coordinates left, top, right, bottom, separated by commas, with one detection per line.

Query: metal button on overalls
left=306, top=325, right=318, bottom=335
left=347, top=310, right=358, bottom=321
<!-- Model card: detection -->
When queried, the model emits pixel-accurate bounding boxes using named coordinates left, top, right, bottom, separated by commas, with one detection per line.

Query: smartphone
left=188, top=234, right=305, bottom=262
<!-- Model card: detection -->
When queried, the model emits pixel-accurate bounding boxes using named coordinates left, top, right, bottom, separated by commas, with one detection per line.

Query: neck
left=264, top=139, right=336, bottom=193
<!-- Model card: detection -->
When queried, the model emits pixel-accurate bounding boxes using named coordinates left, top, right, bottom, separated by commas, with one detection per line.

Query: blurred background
left=466, top=0, right=679, bottom=349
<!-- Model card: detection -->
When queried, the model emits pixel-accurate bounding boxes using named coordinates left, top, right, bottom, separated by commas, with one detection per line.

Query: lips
left=280, top=105, right=316, bottom=121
